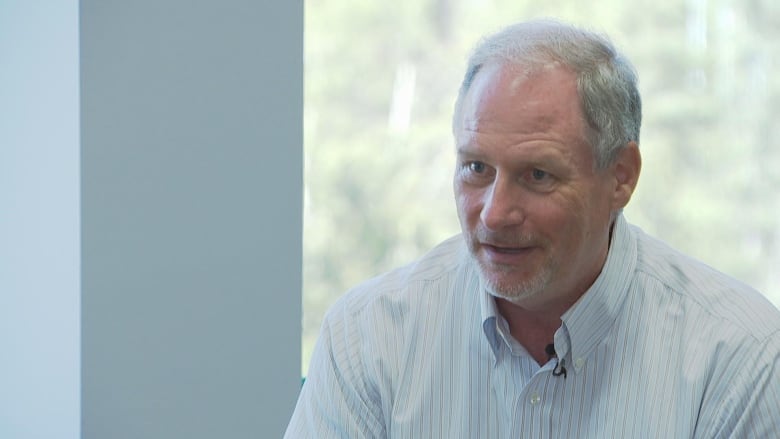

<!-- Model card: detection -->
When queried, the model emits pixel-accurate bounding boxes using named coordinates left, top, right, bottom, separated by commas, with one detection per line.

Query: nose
left=480, top=177, right=526, bottom=230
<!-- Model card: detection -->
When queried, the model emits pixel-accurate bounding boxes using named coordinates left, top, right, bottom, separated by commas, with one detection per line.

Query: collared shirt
left=285, top=215, right=780, bottom=438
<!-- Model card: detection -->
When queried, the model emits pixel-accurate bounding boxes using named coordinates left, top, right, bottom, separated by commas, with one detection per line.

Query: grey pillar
left=80, top=1, right=302, bottom=437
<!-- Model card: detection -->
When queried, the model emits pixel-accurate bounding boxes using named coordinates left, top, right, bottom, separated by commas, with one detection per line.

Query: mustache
left=472, top=227, right=538, bottom=247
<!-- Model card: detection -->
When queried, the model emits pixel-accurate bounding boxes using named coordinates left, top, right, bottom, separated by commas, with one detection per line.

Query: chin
left=479, top=264, right=553, bottom=304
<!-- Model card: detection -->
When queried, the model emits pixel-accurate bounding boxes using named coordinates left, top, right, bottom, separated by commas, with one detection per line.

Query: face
left=453, top=62, right=631, bottom=310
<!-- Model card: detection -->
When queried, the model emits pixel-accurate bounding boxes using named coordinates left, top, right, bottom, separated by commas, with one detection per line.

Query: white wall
left=0, top=1, right=302, bottom=437
left=0, top=2, right=81, bottom=438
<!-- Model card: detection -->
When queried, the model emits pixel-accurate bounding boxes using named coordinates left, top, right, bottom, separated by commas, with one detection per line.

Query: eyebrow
left=455, top=144, right=479, bottom=156
left=455, top=146, right=489, bottom=163
left=457, top=141, right=565, bottom=158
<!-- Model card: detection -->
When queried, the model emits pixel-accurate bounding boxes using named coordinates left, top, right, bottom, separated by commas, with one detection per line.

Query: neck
left=495, top=298, right=564, bottom=365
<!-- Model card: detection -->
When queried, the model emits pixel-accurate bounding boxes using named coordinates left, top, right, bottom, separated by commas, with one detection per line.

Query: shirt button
left=529, top=392, right=541, bottom=405
left=575, top=358, right=585, bottom=369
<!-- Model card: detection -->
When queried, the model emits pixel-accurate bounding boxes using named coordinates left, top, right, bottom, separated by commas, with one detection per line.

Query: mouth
left=483, top=243, right=532, bottom=254
left=479, top=243, right=537, bottom=264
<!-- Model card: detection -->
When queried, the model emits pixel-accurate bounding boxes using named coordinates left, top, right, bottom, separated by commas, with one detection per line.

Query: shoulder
left=291, top=236, right=473, bottom=437
left=631, top=224, right=780, bottom=341
left=314, top=235, right=473, bottom=395
left=323, top=234, right=468, bottom=331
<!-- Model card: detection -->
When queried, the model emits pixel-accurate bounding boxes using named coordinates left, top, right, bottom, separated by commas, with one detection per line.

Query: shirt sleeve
left=696, top=331, right=780, bottom=439
left=284, top=304, right=387, bottom=439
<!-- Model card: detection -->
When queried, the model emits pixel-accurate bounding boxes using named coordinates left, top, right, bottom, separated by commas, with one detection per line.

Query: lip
left=480, top=243, right=536, bottom=265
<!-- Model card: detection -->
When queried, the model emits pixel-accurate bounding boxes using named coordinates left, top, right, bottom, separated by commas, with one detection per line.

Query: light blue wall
left=0, top=1, right=81, bottom=438
left=0, top=1, right=302, bottom=437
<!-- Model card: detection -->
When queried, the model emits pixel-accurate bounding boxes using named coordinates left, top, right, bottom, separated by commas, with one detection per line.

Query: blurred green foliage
left=303, top=0, right=780, bottom=372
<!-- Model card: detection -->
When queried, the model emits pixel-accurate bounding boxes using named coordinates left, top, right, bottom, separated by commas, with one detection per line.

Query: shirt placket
left=491, top=346, right=560, bottom=439
left=513, top=368, right=557, bottom=439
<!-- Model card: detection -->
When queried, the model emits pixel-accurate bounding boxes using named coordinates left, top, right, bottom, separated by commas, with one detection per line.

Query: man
left=286, top=20, right=780, bottom=438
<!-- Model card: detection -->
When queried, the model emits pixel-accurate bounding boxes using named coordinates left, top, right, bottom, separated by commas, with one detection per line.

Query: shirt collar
left=560, top=213, right=636, bottom=371
left=479, top=213, right=638, bottom=368
left=479, top=278, right=504, bottom=361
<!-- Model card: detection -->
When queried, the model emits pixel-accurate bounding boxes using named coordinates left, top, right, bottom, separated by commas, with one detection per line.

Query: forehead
left=457, top=61, right=588, bottom=140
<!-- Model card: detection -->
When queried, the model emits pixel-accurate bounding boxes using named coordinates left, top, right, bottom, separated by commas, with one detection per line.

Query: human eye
left=468, top=161, right=487, bottom=174
left=458, top=160, right=493, bottom=184
left=531, top=168, right=549, bottom=181
left=525, top=168, right=556, bottom=190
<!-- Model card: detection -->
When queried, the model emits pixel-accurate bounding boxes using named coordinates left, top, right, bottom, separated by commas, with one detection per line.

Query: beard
left=477, top=256, right=556, bottom=304
left=464, top=229, right=558, bottom=304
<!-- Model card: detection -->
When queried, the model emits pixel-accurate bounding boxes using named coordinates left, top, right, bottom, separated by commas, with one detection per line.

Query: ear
left=610, top=142, right=641, bottom=210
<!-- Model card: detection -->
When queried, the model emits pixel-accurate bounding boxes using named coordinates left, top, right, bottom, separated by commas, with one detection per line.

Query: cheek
left=552, top=190, right=611, bottom=245
left=452, top=177, right=462, bottom=208
left=454, top=191, right=473, bottom=220
left=454, top=188, right=481, bottom=226
left=530, top=193, right=589, bottom=237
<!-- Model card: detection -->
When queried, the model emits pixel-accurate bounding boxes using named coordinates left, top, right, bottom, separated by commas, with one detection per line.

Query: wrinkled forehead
left=457, top=61, right=585, bottom=134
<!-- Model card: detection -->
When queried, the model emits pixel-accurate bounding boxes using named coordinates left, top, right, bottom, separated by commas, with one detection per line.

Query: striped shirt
left=285, top=214, right=780, bottom=438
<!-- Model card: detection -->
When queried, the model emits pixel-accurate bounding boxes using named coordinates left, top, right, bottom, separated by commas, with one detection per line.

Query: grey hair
left=453, top=19, right=642, bottom=169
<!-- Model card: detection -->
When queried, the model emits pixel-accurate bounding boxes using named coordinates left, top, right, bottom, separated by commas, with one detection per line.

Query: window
left=303, top=0, right=780, bottom=373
